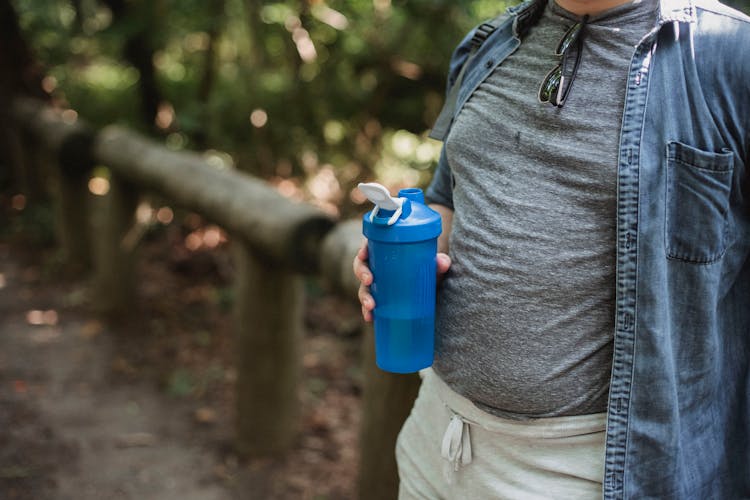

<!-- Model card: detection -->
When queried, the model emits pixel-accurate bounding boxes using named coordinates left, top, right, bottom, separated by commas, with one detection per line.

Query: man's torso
left=432, top=0, right=657, bottom=419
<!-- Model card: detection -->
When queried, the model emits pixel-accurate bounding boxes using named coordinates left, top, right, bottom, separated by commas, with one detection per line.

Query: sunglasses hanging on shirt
left=538, top=15, right=590, bottom=107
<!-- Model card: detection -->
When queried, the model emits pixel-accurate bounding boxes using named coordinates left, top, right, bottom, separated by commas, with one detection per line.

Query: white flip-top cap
left=358, top=182, right=405, bottom=226
left=358, top=182, right=401, bottom=210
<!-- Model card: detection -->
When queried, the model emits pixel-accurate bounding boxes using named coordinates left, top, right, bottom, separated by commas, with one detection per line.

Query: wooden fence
left=6, top=97, right=421, bottom=500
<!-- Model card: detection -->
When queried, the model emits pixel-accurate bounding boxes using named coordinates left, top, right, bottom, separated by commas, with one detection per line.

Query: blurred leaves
left=21, top=0, right=749, bottom=216
left=166, top=368, right=194, bottom=397
left=724, top=0, right=750, bottom=11
left=13, top=0, right=516, bottom=216
left=0, top=200, right=56, bottom=247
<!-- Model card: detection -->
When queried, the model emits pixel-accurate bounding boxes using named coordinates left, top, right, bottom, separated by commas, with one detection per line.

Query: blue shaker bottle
left=358, top=182, right=442, bottom=373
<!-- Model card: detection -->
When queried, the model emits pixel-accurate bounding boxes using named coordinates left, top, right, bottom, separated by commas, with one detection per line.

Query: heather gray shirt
left=428, top=0, right=658, bottom=418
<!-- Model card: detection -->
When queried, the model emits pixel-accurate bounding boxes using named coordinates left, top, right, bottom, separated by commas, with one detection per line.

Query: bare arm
left=431, top=203, right=453, bottom=255
left=353, top=202, right=454, bottom=322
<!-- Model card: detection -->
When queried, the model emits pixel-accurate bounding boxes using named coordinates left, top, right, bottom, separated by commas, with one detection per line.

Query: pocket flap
left=667, top=141, right=734, bottom=172
left=665, top=141, right=734, bottom=264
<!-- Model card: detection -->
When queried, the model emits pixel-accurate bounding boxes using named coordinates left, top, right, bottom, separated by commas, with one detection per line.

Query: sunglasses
left=538, top=15, right=589, bottom=107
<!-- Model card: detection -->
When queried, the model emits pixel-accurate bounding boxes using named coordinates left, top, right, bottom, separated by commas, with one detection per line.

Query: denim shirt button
left=485, top=59, right=495, bottom=69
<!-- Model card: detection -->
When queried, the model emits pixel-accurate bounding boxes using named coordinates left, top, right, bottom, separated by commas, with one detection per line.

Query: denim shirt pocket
left=665, top=141, right=734, bottom=264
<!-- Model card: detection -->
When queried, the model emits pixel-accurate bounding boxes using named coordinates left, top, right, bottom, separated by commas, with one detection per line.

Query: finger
left=360, top=268, right=372, bottom=286
left=353, top=246, right=372, bottom=283
left=436, top=253, right=452, bottom=274
left=353, top=241, right=372, bottom=284
left=353, top=258, right=373, bottom=285
left=358, top=286, right=375, bottom=310
left=357, top=239, right=369, bottom=261
left=352, top=255, right=360, bottom=277
left=361, top=305, right=372, bottom=322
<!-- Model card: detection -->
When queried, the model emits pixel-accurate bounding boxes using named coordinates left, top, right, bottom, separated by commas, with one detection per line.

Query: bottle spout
left=398, top=188, right=425, bottom=204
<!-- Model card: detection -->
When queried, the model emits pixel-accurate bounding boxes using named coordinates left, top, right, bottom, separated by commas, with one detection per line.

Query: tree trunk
left=194, top=0, right=224, bottom=149
left=102, top=0, right=163, bottom=128
left=0, top=0, right=48, bottom=195
left=0, top=0, right=47, bottom=99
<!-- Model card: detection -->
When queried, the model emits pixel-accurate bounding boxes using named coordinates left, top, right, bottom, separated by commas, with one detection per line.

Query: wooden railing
left=7, top=97, right=421, bottom=500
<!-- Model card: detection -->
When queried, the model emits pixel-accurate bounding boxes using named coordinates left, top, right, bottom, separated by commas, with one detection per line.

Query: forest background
left=10, top=0, right=750, bottom=213
left=9, top=0, right=525, bottom=219
left=2, top=1, right=750, bottom=499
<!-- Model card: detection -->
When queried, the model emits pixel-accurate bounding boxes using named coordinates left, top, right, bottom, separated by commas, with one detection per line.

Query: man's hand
left=352, top=239, right=451, bottom=322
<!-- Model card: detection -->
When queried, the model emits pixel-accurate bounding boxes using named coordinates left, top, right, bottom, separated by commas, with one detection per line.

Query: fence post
left=317, top=219, right=422, bottom=498
left=358, top=329, right=421, bottom=500
left=55, top=168, right=92, bottom=273
left=54, top=123, right=95, bottom=273
left=319, top=219, right=423, bottom=498
left=14, top=130, right=48, bottom=202
left=233, top=241, right=303, bottom=455
left=91, top=173, right=138, bottom=315
left=2, top=127, right=32, bottom=198
left=9, top=99, right=96, bottom=273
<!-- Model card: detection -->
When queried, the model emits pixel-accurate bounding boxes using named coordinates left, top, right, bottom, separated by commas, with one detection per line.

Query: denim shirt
left=427, top=0, right=750, bottom=497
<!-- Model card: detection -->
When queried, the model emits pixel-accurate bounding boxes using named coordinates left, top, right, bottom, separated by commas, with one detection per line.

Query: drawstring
left=441, top=413, right=472, bottom=482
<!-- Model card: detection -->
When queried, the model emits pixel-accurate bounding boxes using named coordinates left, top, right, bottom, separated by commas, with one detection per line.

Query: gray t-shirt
left=427, top=0, right=658, bottom=419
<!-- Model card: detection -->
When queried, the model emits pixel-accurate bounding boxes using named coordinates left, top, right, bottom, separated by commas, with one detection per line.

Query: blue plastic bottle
left=359, top=183, right=442, bottom=373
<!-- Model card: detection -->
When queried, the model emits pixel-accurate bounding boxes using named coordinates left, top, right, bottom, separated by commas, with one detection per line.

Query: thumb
left=436, top=252, right=451, bottom=275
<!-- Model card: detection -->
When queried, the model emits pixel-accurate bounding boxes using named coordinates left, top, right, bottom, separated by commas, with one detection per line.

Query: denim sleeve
left=424, top=25, right=481, bottom=210
left=444, top=27, right=479, bottom=95
left=425, top=147, right=454, bottom=209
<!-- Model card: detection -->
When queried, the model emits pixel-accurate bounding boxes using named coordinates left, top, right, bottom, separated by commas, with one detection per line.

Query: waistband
left=422, top=368, right=607, bottom=439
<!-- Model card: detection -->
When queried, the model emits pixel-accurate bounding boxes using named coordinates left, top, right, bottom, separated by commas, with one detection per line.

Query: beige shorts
left=396, top=368, right=606, bottom=500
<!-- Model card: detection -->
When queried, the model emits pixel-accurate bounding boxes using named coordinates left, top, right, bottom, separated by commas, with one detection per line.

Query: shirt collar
left=510, top=0, right=697, bottom=36
left=657, top=0, right=697, bottom=24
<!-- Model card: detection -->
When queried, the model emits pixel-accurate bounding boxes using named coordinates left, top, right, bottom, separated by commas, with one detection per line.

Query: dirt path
left=0, top=232, right=363, bottom=500
left=0, top=250, right=232, bottom=500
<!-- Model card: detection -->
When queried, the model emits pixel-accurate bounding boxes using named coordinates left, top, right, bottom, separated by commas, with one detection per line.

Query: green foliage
left=13, top=0, right=514, bottom=208
left=212, top=286, right=234, bottom=312
left=22, top=0, right=750, bottom=216
left=724, top=0, right=750, bottom=11
left=1, top=201, right=57, bottom=247
left=166, top=368, right=195, bottom=397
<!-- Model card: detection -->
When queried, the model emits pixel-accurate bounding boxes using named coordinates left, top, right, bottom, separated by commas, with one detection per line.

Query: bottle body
left=360, top=185, right=441, bottom=374
left=368, top=238, right=437, bottom=373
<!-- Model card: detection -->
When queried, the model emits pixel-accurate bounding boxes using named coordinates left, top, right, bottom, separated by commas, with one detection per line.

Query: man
left=354, top=0, right=750, bottom=497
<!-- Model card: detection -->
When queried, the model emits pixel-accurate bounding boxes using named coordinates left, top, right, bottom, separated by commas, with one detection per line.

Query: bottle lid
left=359, top=183, right=441, bottom=243
left=358, top=182, right=409, bottom=226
